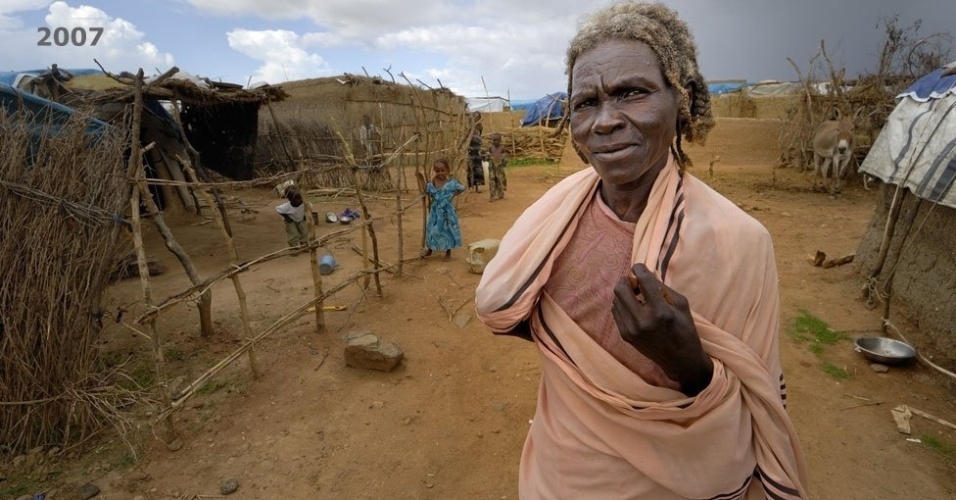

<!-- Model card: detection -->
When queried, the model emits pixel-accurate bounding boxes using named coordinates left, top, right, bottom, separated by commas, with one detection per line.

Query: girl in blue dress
left=423, top=158, right=465, bottom=260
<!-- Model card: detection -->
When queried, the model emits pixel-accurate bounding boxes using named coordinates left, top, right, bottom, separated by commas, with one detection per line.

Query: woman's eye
left=620, top=89, right=646, bottom=100
left=572, top=99, right=595, bottom=110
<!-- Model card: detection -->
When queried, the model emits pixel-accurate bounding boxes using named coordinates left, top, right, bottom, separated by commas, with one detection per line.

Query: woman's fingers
left=629, top=263, right=689, bottom=310
left=630, top=263, right=668, bottom=308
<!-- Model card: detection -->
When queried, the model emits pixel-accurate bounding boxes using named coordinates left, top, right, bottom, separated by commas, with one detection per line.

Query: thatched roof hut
left=10, top=65, right=289, bottom=214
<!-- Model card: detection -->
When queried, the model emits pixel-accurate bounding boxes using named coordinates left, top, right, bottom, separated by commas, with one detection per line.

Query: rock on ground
left=221, top=478, right=240, bottom=495
left=78, top=482, right=100, bottom=499
left=344, top=330, right=404, bottom=372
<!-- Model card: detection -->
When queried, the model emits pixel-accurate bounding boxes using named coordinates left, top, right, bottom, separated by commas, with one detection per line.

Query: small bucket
left=318, top=254, right=336, bottom=275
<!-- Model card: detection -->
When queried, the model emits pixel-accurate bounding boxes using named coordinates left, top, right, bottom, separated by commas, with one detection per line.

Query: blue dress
left=426, top=178, right=465, bottom=251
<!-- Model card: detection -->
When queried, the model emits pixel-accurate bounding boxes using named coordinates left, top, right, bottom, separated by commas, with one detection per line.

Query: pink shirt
left=545, top=191, right=679, bottom=390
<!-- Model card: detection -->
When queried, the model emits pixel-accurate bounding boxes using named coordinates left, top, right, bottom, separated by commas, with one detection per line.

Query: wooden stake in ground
left=395, top=161, right=404, bottom=276
left=305, top=197, right=325, bottom=332
left=360, top=212, right=371, bottom=290
left=350, top=167, right=384, bottom=296
left=146, top=97, right=217, bottom=338
left=416, top=171, right=428, bottom=250
left=127, top=69, right=175, bottom=439
left=177, top=156, right=261, bottom=379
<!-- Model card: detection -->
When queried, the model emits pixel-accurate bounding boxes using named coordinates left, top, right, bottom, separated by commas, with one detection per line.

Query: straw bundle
left=491, top=126, right=567, bottom=161
left=0, top=108, right=129, bottom=453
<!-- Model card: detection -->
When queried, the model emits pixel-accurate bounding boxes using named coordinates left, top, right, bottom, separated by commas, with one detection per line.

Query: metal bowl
left=339, top=216, right=353, bottom=225
left=854, top=337, right=916, bottom=365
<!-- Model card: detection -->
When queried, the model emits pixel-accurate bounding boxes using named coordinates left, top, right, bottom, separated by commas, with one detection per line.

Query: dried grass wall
left=0, top=109, right=128, bottom=452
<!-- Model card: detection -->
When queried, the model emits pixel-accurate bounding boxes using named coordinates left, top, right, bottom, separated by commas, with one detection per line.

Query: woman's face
left=569, top=39, right=679, bottom=189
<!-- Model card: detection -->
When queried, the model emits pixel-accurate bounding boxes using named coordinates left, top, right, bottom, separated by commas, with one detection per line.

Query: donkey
left=812, top=108, right=857, bottom=193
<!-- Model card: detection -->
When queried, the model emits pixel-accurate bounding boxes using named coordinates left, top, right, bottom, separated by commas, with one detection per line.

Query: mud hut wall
left=256, top=79, right=468, bottom=189
left=856, top=185, right=956, bottom=354
left=712, top=95, right=793, bottom=120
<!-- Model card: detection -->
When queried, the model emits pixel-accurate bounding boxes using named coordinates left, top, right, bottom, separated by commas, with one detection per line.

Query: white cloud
left=185, top=0, right=613, bottom=98
left=299, top=31, right=345, bottom=49
left=0, top=0, right=52, bottom=29
left=372, top=19, right=575, bottom=97
left=227, top=28, right=330, bottom=84
left=0, top=1, right=173, bottom=73
left=186, top=0, right=451, bottom=35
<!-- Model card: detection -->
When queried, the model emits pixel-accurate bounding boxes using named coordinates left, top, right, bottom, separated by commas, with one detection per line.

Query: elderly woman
left=476, top=2, right=808, bottom=499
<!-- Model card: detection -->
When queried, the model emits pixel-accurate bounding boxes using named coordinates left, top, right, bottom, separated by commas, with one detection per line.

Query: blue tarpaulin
left=520, top=92, right=567, bottom=127
left=0, top=68, right=102, bottom=87
left=897, top=64, right=956, bottom=101
left=1, top=83, right=108, bottom=135
left=707, top=82, right=749, bottom=95
left=1, top=82, right=110, bottom=164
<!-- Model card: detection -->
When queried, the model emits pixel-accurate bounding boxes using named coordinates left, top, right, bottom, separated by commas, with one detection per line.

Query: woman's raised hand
left=611, top=263, right=713, bottom=396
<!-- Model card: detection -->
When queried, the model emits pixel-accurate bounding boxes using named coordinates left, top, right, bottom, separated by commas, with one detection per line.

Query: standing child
left=422, top=158, right=466, bottom=260
left=276, top=187, right=309, bottom=250
left=467, top=123, right=485, bottom=192
left=488, top=133, right=507, bottom=201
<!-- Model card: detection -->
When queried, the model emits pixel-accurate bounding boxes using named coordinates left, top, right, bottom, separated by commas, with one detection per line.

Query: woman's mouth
left=591, top=144, right=637, bottom=162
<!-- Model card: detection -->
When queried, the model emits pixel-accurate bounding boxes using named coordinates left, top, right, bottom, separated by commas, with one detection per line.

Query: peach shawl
left=476, top=157, right=808, bottom=499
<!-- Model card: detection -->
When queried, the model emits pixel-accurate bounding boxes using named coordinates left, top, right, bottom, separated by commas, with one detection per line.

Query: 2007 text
left=37, top=27, right=104, bottom=47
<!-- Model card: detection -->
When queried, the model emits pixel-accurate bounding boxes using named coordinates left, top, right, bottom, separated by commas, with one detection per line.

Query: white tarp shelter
left=860, top=63, right=956, bottom=209
left=467, top=96, right=509, bottom=113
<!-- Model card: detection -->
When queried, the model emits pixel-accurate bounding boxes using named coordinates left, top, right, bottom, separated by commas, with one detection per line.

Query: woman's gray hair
left=566, top=1, right=715, bottom=166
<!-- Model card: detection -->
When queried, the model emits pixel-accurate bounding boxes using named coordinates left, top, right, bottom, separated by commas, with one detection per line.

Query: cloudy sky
left=0, top=0, right=951, bottom=100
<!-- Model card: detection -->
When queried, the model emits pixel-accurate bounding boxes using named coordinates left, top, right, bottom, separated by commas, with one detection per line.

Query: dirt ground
left=8, top=118, right=956, bottom=500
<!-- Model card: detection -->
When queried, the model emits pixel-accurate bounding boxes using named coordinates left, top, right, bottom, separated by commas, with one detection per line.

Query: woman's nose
left=591, top=102, right=623, bottom=134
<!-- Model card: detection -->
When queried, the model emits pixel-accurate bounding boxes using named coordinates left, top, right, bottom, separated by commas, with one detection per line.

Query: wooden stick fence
left=118, top=77, right=450, bottom=437
left=0, top=66, right=467, bottom=452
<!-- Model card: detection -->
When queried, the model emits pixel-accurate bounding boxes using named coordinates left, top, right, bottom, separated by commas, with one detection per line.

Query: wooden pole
left=128, top=69, right=175, bottom=438
left=167, top=92, right=232, bottom=237
left=360, top=215, right=371, bottom=289
left=176, top=156, right=261, bottom=378
left=417, top=171, right=428, bottom=250
left=152, top=99, right=215, bottom=337
left=869, top=189, right=907, bottom=280
left=305, top=198, right=325, bottom=332
left=508, top=89, right=517, bottom=159
left=395, top=162, right=404, bottom=276
left=878, top=197, right=922, bottom=333
left=350, top=167, right=384, bottom=296
left=289, top=130, right=325, bottom=332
